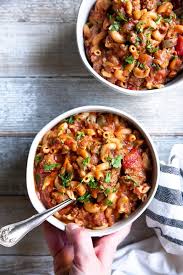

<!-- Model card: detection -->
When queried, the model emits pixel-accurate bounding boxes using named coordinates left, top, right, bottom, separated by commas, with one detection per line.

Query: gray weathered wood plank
left=0, top=1, right=81, bottom=23
left=0, top=78, right=182, bottom=134
left=0, top=136, right=183, bottom=196
left=0, top=196, right=49, bottom=256
left=0, top=23, right=87, bottom=77
left=0, top=256, right=53, bottom=275
left=0, top=196, right=154, bottom=256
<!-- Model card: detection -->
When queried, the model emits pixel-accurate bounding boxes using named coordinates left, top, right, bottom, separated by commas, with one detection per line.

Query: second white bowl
left=26, top=106, right=159, bottom=237
left=76, top=0, right=183, bottom=96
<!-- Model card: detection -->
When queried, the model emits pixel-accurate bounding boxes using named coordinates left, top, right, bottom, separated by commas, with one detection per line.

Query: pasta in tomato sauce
left=34, top=113, right=152, bottom=229
left=83, top=0, right=183, bottom=90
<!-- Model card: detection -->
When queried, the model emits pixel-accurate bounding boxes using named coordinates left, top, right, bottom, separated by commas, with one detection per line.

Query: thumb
left=66, top=223, right=96, bottom=270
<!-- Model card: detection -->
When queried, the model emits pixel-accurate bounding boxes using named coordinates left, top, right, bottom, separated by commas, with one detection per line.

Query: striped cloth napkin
left=146, top=144, right=183, bottom=255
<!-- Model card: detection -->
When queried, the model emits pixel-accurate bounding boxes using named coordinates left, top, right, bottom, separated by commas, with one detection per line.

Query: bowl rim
left=26, top=105, right=160, bottom=237
left=76, top=0, right=183, bottom=96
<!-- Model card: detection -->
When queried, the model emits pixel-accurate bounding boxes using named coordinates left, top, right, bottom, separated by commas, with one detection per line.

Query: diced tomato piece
left=139, top=54, right=153, bottom=67
left=176, top=36, right=183, bottom=56
left=123, top=148, right=142, bottom=170
left=154, top=69, right=167, bottom=82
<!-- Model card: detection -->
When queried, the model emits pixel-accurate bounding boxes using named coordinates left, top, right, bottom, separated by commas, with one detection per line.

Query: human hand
left=44, top=222, right=131, bottom=275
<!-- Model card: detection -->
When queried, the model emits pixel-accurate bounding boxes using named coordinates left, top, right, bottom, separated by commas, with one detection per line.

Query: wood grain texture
left=1, top=136, right=183, bottom=196
left=0, top=23, right=87, bottom=77
left=0, top=196, right=49, bottom=256
left=0, top=256, right=53, bottom=275
left=0, top=78, right=183, bottom=134
left=0, top=196, right=154, bottom=256
left=0, top=0, right=81, bottom=23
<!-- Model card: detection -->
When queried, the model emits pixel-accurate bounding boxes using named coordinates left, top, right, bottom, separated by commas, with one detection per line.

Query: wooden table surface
left=0, top=1, right=183, bottom=274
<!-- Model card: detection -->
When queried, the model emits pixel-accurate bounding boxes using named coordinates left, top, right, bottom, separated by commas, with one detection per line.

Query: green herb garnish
left=135, top=35, right=142, bottom=46
left=105, top=199, right=113, bottom=206
left=105, top=172, right=111, bottom=183
left=164, top=15, right=176, bottom=24
left=87, top=176, right=98, bottom=189
left=125, top=175, right=140, bottom=187
left=124, top=55, right=134, bottom=64
left=136, top=61, right=145, bottom=70
left=59, top=172, right=72, bottom=188
left=65, top=116, right=74, bottom=124
left=151, top=63, right=161, bottom=71
left=146, top=40, right=158, bottom=53
left=44, top=163, right=60, bottom=172
left=104, top=188, right=111, bottom=196
left=76, top=131, right=85, bottom=140
left=35, top=173, right=41, bottom=184
left=136, top=21, right=144, bottom=33
left=111, top=155, right=122, bottom=168
left=109, top=21, right=120, bottom=31
left=78, top=193, right=91, bottom=202
left=83, top=157, right=90, bottom=167
left=155, top=15, right=162, bottom=24
left=35, top=154, right=42, bottom=165
left=116, top=11, right=128, bottom=22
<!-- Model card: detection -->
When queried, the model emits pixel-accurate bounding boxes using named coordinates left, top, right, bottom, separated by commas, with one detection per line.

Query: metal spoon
left=0, top=198, right=73, bottom=247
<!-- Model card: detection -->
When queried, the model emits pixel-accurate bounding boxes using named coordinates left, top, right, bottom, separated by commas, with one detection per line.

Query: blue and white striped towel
left=146, top=144, right=183, bottom=255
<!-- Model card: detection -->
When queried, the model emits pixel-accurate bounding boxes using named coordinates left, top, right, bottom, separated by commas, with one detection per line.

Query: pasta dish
left=34, top=112, right=152, bottom=229
left=83, top=0, right=183, bottom=90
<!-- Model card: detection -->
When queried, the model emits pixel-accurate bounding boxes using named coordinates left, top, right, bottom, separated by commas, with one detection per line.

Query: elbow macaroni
left=34, top=112, right=152, bottom=229
left=83, top=0, right=183, bottom=91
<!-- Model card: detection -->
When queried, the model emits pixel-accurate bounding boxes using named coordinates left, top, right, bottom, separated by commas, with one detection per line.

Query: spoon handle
left=0, top=198, right=73, bottom=247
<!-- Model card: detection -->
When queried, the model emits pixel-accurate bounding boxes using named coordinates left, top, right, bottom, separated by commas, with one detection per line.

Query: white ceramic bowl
left=76, top=0, right=183, bottom=96
left=27, top=106, right=159, bottom=237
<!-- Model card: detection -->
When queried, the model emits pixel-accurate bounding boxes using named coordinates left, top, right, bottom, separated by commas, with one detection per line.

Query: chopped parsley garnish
left=76, top=131, right=85, bottom=140
left=35, top=173, right=41, bottom=184
left=136, top=21, right=144, bottom=33
left=87, top=176, right=98, bottom=189
left=107, top=9, right=114, bottom=20
left=164, top=17, right=172, bottom=23
left=125, top=175, right=140, bottom=187
left=147, top=27, right=155, bottom=31
left=124, top=55, right=134, bottom=64
left=83, top=157, right=90, bottom=167
left=112, top=188, right=117, bottom=193
left=173, top=55, right=178, bottom=60
left=146, top=41, right=158, bottom=53
left=145, top=32, right=151, bottom=39
left=59, top=172, right=72, bottom=187
left=135, top=35, right=142, bottom=46
left=164, top=15, right=176, bottom=24
left=155, top=15, right=162, bottom=24
left=136, top=61, right=145, bottom=70
left=151, top=63, right=161, bottom=71
left=44, top=163, right=60, bottom=172
left=64, top=116, right=74, bottom=124
left=35, top=154, right=42, bottom=165
left=116, top=11, right=128, bottom=22
left=111, top=155, right=122, bottom=168
left=107, top=13, right=113, bottom=20
left=105, top=199, right=113, bottom=206
left=104, top=188, right=111, bottom=196
left=78, top=193, right=91, bottom=202
left=105, top=172, right=111, bottom=183
left=109, top=21, right=120, bottom=31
